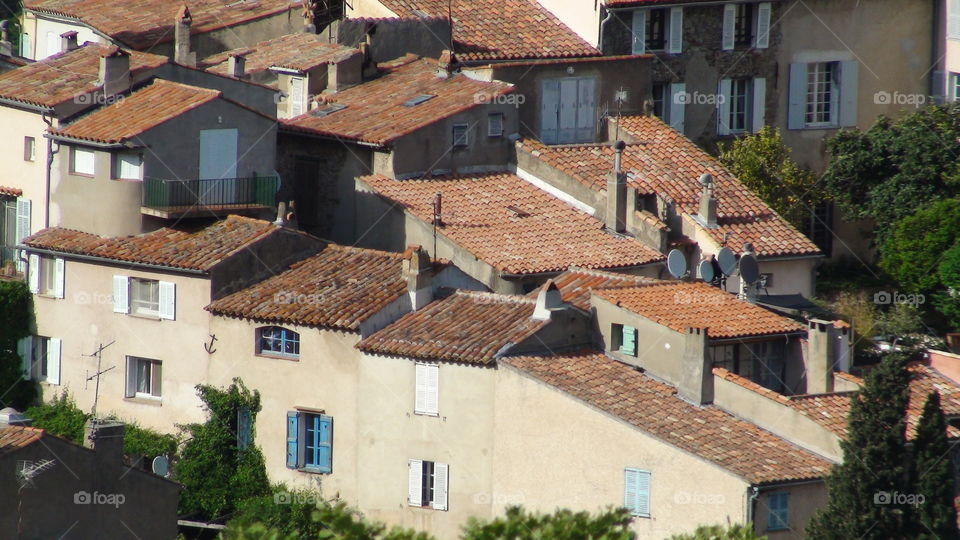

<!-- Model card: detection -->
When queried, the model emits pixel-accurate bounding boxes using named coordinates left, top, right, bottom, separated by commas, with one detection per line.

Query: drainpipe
left=933, top=0, right=944, bottom=100
left=746, top=485, right=759, bottom=527
left=598, top=8, right=614, bottom=54
left=41, top=111, right=60, bottom=229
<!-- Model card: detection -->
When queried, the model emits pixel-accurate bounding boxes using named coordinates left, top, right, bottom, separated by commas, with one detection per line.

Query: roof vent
left=403, top=94, right=435, bottom=107
left=506, top=205, right=530, bottom=218
left=310, top=103, right=347, bottom=117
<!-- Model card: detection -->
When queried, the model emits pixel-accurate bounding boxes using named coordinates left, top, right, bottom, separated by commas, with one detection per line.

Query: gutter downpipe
left=41, top=111, right=60, bottom=229
left=598, top=8, right=614, bottom=54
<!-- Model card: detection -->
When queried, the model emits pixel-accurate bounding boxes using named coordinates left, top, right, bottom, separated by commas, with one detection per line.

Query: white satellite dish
left=698, top=260, right=715, bottom=283
left=152, top=455, right=169, bottom=477
left=717, top=247, right=737, bottom=276
left=739, top=254, right=760, bottom=285
left=666, top=249, right=688, bottom=279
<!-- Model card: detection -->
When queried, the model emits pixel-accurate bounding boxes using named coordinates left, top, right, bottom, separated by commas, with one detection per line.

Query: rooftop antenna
left=447, top=0, right=454, bottom=53
left=84, top=340, right=116, bottom=421
left=666, top=249, right=688, bottom=279
left=17, top=458, right=56, bottom=539
left=614, top=87, right=628, bottom=141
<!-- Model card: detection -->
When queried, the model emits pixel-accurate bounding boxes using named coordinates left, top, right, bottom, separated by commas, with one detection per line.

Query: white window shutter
left=717, top=79, right=732, bottom=136
left=755, top=3, right=771, bottom=49
left=408, top=459, right=423, bottom=506
left=125, top=357, right=136, bottom=397
left=540, top=79, right=561, bottom=144
left=624, top=469, right=639, bottom=514
left=113, top=275, right=129, bottom=313
left=752, top=77, right=767, bottom=132
left=631, top=9, right=646, bottom=54
left=53, top=258, right=65, bottom=299
left=669, top=83, right=686, bottom=133
left=722, top=4, right=736, bottom=51
left=290, top=77, right=304, bottom=117
left=28, top=254, right=39, bottom=293
left=47, top=338, right=61, bottom=385
left=787, top=63, right=808, bottom=129
left=16, top=198, right=31, bottom=273
left=838, top=61, right=859, bottom=127
left=668, top=7, right=683, bottom=54
left=18, top=337, right=32, bottom=380
left=415, top=363, right=428, bottom=414
left=575, top=78, right=597, bottom=142
left=425, top=363, right=439, bottom=415
left=432, top=462, right=449, bottom=511
left=159, top=281, right=176, bottom=320
left=636, top=470, right=651, bottom=516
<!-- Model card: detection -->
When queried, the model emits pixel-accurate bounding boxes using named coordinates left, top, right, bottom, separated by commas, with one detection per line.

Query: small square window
left=114, top=152, right=142, bottom=180
left=767, top=492, right=790, bottom=530
left=24, top=137, right=36, bottom=162
left=487, top=113, right=504, bottom=137
left=130, top=278, right=159, bottom=317
left=127, top=356, right=162, bottom=398
left=70, top=147, right=96, bottom=176
left=452, top=124, right=469, bottom=148
left=257, top=326, right=300, bottom=358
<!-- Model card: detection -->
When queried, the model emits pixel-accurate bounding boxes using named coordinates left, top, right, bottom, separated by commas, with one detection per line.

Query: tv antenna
left=84, top=340, right=116, bottom=420
left=666, top=249, right=688, bottom=279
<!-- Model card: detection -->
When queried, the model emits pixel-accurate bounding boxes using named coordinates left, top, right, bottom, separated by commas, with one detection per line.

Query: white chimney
left=174, top=5, right=196, bottom=67
left=403, top=245, right=433, bottom=310
left=98, top=46, right=131, bottom=97
left=605, top=140, right=627, bottom=232
left=532, top=280, right=564, bottom=320
left=698, top=173, right=718, bottom=228
left=228, top=54, right=246, bottom=78
left=60, top=30, right=79, bottom=52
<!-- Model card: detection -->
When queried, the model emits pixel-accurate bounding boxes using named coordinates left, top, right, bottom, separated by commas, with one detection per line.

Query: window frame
left=452, top=123, right=469, bottom=148
left=24, top=137, right=36, bottom=162
left=951, top=72, right=960, bottom=102
left=767, top=492, right=790, bottom=531
left=299, top=411, right=333, bottom=473
left=256, top=326, right=301, bottom=359
left=113, top=152, right=143, bottom=181
left=804, top=61, right=839, bottom=128
left=408, top=459, right=449, bottom=510
left=727, top=78, right=751, bottom=133
left=487, top=113, right=505, bottom=137
left=733, top=3, right=753, bottom=47
left=70, top=146, right=96, bottom=176
left=651, top=83, right=666, bottom=119
left=645, top=8, right=668, bottom=51
left=414, top=362, right=440, bottom=416
left=127, top=356, right=162, bottom=399
left=130, top=277, right=160, bottom=317
left=624, top=467, right=651, bottom=518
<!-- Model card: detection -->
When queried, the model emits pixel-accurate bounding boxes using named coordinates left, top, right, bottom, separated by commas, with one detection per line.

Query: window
left=27, top=254, right=63, bottom=298
left=806, top=62, right=837, bottom=126
left=113, top=275, right=175, bottom=319
left=24, top=137, right=35, bottom=162
left=408, top=459, right=449, bottom=510
left=612, top=324, right=638, bottom=356
left=126, top=356, right=161, bottom=398
left=18, top=336, right=61, bottom=384
left=789, top=61, right=858, bottom=129
left=728, top=78, right=750, bottom=133
left=540, top=77, right=597, bottom=144
left=733, top=3, right=753, bottom=47
left=257, top=326, right=300, bottom=358
left=70, top=147, right=95, bottom=176
left=487, top=113, right=504, bottom=137
left=645, top=9, right=667, bottom=51
left=624, top=468, right=651, bottom=517
left=710, top=344, right=736, bottom=372
left=114, top=152, right=142, bottom=180
left=452, top=124, right=469, bottom=148
left=286, top=411, right=333, bottom=472
left=415, top=362, right=439, bottom=416
left=767, top=492, right=790, bottom=530
left=718, top=77, right=766, bottom=135
left=750, top=340, right=785, bottom=392
left=723, top=3, right=770, bottom=50
left=632, top=8, right=682, bottom=54
left=802, top=202, right=833, bottom=253
left=651, top=83, right=666, bottom=119
left=951, top=73, right=960, bottom=102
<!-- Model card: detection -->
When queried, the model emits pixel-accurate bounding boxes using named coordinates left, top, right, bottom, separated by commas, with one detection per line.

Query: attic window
left=310, top=104, right=347, bottom=117
left=403, top=94, right=435, bottom=107
left=506, top=205, right=530, bottom=218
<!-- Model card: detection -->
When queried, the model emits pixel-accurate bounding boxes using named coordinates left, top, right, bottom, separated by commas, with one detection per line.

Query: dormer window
left=257, top=326, right=300, bottom=358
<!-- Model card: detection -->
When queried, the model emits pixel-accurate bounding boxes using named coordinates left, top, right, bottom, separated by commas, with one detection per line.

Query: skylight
left=403, top=94, right=436, bottom=107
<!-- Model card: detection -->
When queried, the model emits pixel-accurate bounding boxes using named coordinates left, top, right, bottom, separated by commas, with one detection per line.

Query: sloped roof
left=359, top=172, right=665, bottom=275
left=0, top=44, right=167, bottom=108
left=202, top=33, right=361, bottom=77
left=207, top=244, right=413, bottom=331
left=357, top=290, right=549, bottom=364
left=22, top=215, right=283, bottom=272
left=0, top=426, right=44, bottom=456
left=593, top=282, right=806, bottom=338
left=24, top=0, right=296, bottom=50
left=506, top=351, right=832, bottom=484
left=281, top=56, right=513, bottom=145
left=531, top=267, right=659, bottom=311
left=0, top=187, right=23, bottom=198
left=374, top=0, right=600, bottom=62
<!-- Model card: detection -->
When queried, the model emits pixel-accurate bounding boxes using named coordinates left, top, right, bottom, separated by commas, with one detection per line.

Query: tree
left=879, top=199, right=960, bottom=295
left=912, top=392, right=959, bottom=540
left=461, top=506, right=635, bottom=540
left=669, top=523, right=765, bottom=540
left=0, top=279, right=36, bottom=410
left=718, top=126, right=825, bottom=231
left=807, top=352, right=914, bottom=539
left=24, top=391, right=89, bottom=443
left=934, top=243, right=960, bottom=332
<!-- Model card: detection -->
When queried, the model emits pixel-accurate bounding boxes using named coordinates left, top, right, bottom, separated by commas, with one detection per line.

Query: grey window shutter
left=540, top=79, right=560, bottom=144
left=838, top=61, right=859, bottom=127
left=932, top=71, right=946, bottom=105
left=669, top=83, right=686, bottom=133
left=788, top=63, right=808, bottom=130
left=722, top=4, right=736, bottom=51
left=632, top=10, right=646, bottom=55
left=717, top=79, right=732, bottom=136
left=755, top=3, right=771, bottom=49
left=125, top=357, right=136, bottom=397
left=752, top=77, right=767, bottom=132
left=668, top=7, right=683, bottom=54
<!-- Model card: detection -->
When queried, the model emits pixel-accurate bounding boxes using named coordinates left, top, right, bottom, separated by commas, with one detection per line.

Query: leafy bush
left=25, top=391, right=89, bottom=444
left=461, top=506, right=635, bottom=540
left=120, top=420, right=179, bottom=460
left=669, top=523, right=765, bottom=540
left=0, top=279, right=36, bottom=410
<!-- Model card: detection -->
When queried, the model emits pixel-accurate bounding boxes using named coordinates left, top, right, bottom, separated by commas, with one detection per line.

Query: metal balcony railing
left=142, top=176, right=279, bottom=212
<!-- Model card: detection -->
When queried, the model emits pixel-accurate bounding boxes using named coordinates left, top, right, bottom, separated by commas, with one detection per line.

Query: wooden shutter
left=18, top=337, right=32, bottom=380
left=722, top=4, right=736, bottom=50
left=317, top=415, right=333, bottom=473
left=286, top=411, right=299, bottom=468
left=558, top=78, right=579, bottom=143
left=113, top=275, right=129, bottom=313
left=290, top=77, right=305, bottom=117
left=159, top=281, right=176, bottom=320
left=636, top=469, right=651, bottom=517
left=717, top=78, right=732, bottom=136
left=624, top=468, right=639, bottom=514
left=415, top=362, right=429, bottom=414
left=631, top=9, right=646, bottom=54
left=668, top=7, right=683, bottom=54
left=540, top=79, right=560, bottom=144
left=53, top=258, right=64, bottom=299
left=424, top=363, right=440, bottom=415
left=755, top=3, right=771, bottom=49
left=15, top=198, right=30, bottom=273
left=787, top=63, right=808, bottom=130
left=151, top=361, right=162, bottom=397
left=575, top=78, right=597, bottom=142
left=125, top=357, right=137, bottom=397
left=624, top=468, right=651, bottom=517
left=47, top=338, right=61, bottom=385
left=622, top=325, right=637, bottom=356
left=752, top=78, right=767, bottom=132
left=408, top=459, right=423, bottom=506
left=28, top=254, right=39, bottom=293
left=669, top=83, right=686, bottom=133
left=838, top=61, right=859, bottom=127
left=432, top=462, right=449, bottom=511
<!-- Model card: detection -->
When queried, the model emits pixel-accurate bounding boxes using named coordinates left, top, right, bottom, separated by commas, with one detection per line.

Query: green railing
left=142, top=176, right=279, bottom=210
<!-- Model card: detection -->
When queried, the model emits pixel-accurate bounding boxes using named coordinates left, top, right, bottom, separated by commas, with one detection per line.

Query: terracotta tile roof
left=594, top=282, right=805, bottom=338
left=281, top=56, right=513, bottom=145
left=0, top=425, right=44, bottom=456
left=0, top=186, right=23, bottom=198
left=22, top=215, right=283, bottom=272
left=24, top=0, right=296, bottom=50
left=50, top=79, right=221, bottom=144
left=519, top=116, right=821, bottom=258
left=605, top=0, right=727, bottom=5
left=375, top=0, right=600, bottom=62
left=201, top=33, right=361, bottom=77
left=0, top=44, right=167, bottom=108
left=506, top=351, right=832, bottom=484
left=360, top=172, right=665, bottom=275
left=530, top=267, right=659, bottom=311
left=207, top=244, right=411, bottom=330
left=833, top=370, right=862, bottom=386
left=357, top=290, right=549, bottom=364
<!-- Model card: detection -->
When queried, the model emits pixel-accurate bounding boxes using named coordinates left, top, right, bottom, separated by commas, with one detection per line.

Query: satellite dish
left=717, top=247, right=737, bottom=276
left=698, top=260, right=715, bottom=283
left=152, top=455, right=169, bottom=477
left=666, top=249, right=688, bottom=279
left=739, top=254, right=760, bottom=285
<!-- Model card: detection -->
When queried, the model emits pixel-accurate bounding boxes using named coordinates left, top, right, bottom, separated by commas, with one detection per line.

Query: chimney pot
left=436, top=49, right=459, bottom=79
left=698, top=173, right=718, bottom=229
left=227, top=54, right=246, bottom=78
left=60, top=31, right=78, bottom=52
left=403, top=246, right=433, bottom=310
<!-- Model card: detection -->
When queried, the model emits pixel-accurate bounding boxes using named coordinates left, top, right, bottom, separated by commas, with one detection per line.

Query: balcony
left=141, top=176, right=279, bottom=219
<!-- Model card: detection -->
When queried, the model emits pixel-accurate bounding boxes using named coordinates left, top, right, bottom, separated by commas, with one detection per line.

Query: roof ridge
left=453, top=289, right=536, bottom=304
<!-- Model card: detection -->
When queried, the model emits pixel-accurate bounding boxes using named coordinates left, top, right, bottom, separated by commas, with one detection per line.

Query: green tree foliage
left=934, top=243, right=960, bottom=331
left=25, top=391, right=89, bottom=443
left=0, top=279, right=36, bottom=410
left=461, top=506, right=635, bottom=540
left=120, top=420, right=179, bottom=461
left=718, top=126, right=825, bottom=231
left=669, top=523, right=765, bottom=540
left=912, top=392, right=959, bottom=540
left=808, top=352, right=914, bottom=539
left=879, top=199, right=960, bottom=294
left=822, top=104, right=960, bottom=244
left=175, top=378, right=270, bottom=521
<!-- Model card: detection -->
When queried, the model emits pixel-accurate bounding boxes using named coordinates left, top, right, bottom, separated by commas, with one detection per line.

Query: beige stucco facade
left=0, top=106, right=50, bottom=236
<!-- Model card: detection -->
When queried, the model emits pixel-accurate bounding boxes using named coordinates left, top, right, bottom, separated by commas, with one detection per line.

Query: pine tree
left=913, top=391, right=959, bottom=539
left=807, top=352, right=913, bottom=539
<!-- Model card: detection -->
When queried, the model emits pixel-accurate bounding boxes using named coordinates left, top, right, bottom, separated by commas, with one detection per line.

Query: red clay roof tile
left=0, top=186, right=24, bottom=198
left=529, top=267, right=659, bottom=311
left=201, top=33, right=361, bottom=77
left=0, top=425, right=44, bottom=456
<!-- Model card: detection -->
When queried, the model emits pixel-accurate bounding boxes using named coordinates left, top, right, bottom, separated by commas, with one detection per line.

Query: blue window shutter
left=286, top=411, right=299, bottom=468
left=838, top=60, right=859, bottom=127
left=622, top=325, right=637, bottom=356
left=636, top=470, right=650, bottom=517
left=787, top=63, right=808, bottom=129
left=624, top=468, right=651, bottom=517
left=318, top=415, right=333, bottom=473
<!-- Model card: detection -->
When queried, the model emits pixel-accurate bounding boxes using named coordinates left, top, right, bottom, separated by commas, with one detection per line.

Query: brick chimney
left=60, top=31, right=79, bottom=53
left=697, top=173, right=718, bottom=228
left=436, top=49, right=459, bottom=79
left=532, top=280, right=564, bottom=320
left=0, top=21, right=11, bottom=57
left=605, top=140, right=627, bottom=233
left=679, top=327, right=713, bottom=404
left=227, top=54, right=246, bottom=78
left=403, top=245, right=433, bottom=310
left=174, top=5, right=196, bottom=67
left=99, top=46, right=130, bottom=97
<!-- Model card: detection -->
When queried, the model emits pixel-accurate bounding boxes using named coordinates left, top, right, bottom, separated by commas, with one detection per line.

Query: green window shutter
left=621, top=325, right=637, bottom=356
left=286, top=411, right=299, bottom=468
